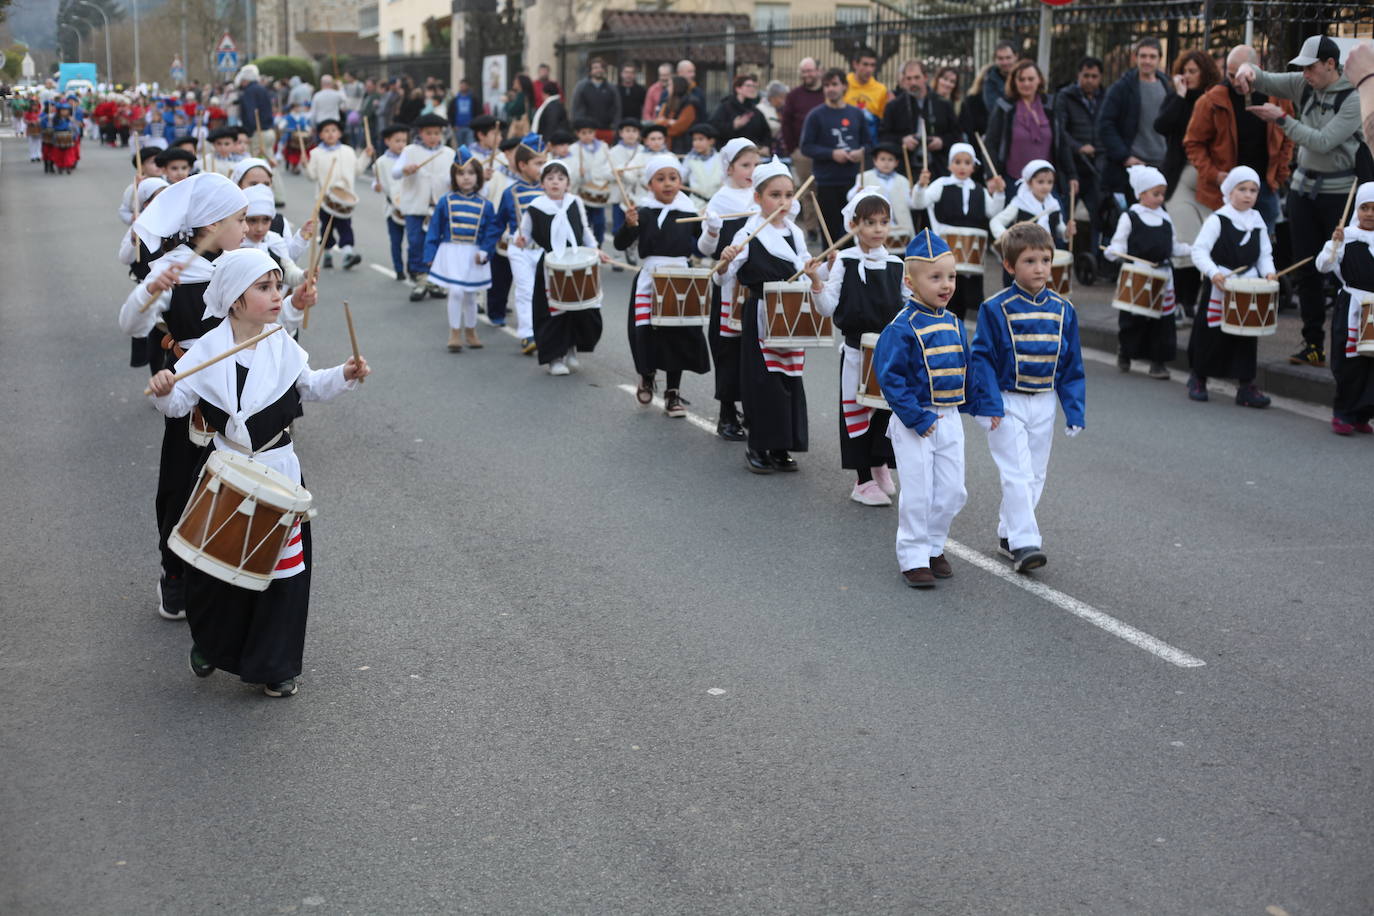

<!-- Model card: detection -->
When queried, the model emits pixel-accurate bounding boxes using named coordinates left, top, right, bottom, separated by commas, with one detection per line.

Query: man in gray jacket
left=1235, top=35, right=1366, bottom=367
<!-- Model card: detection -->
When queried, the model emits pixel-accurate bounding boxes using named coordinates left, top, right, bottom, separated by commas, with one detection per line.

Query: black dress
left=1188, top=215, right=1260, bottom=381
left=187, top=364, right=312, bottom=684
left=129, top=237, right=162, bottom=370
left=737, top=231, right=808, bottom=453
left=529, top=203, right=603, bottom=365
left=832, top=255, right=904, bottom=470
left=155, top=251, right=222, bottom=582
left=613, top=207, right=711, bottom=379
left=1329, top=238, right=1374, bottom=423
left=707, top=214, right=750, bottom=405
left=931, top=181, right=987, bottom=320
left=1117, top=211, right=1177, bottom=363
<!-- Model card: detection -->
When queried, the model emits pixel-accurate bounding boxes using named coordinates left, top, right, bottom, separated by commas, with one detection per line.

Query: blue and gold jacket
left=497, top=180, right=543, bottom=236
left=970, top=282, right=1086, bottom=428
left=422, top=191, right=501, bottom=262
left=874, top=298, right=983, bottom=435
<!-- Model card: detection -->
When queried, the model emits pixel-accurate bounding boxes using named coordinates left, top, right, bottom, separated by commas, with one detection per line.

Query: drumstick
left=919, top=117, right=929, bottom=175
left=304, top=214, right=336, bottom=330
left=787, top=231, right=855, bottom=282
left=1274, top=255, right=1314, bottom=280
left=133, top=142, right=144, bottom=219
left=811, top=191, right=834, bottom=249
left=902, top=137, right=913, bottom=185
left=1098, top=244, right=1157, bottom=268
left=298, top=130, right=307, bottom=165
left=343, top=301, right=364, bottom=384
left=605, top=145, right=631, bottom=206
left=1339, top=180, right=1359, bottom=228
left=675, top=211, right=755, bottom=223
left=363, top=117, right=373, bottom=156
left=974, top=132, right=1000, bottom=180
left=1069, top=184, right=1077, bottom=225
left=254, top=110, right=265, bottom=158
left=143, top=326, right=282, bottom=396
left=415, top=148, right=447, bottom=171
left=138, top=233, right=221, bottom=313
left=602, top=257, right=636, bottom=271
left=713, top=174, right=815, bottom=273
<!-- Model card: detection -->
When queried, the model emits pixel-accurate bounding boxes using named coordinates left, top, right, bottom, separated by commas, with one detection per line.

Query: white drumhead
left=652, top=267, right=712, bottom=281
left=860, top=331, right=881, bottom=349
left=1120, top=262, right=1169, bottom=281
left=762, top=279, right=813, bottom=295
left=208, top=451, right=313, bottom=513
left=1052, top=249, right=1073, bottom=267
left=546, top=245, right=600, bottom=271
left=944, top=227, right=987, bottom=240
left=1224, top=277, right=1278, bottom=294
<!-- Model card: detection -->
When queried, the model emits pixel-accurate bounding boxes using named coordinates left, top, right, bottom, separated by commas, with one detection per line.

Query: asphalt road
left=2, top=135, right=1372, bottom=915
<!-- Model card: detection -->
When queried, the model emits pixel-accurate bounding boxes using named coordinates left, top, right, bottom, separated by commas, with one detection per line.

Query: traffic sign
left=215, top=33, right=238, bottom=74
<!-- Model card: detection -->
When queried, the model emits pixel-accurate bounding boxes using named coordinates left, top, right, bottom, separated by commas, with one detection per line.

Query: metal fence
left=346, top=53, right=452, bottom=85
left=556, top=0, right=1374, bottom=108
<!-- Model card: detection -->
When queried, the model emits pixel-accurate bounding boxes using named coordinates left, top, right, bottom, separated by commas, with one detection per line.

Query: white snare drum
left=761, top=280, right=833, bottom=348
left=188, top=406, right=216, bottom=447
left=650, top=268, right=712, bottom=326
left=1357, top=295, right=1374, bottom=357
left=581, top=189, right=611, bottom=207
left=1111, top=262, right=1170, bottom=318
left=1049, top=249, right=1074, bottom=297
left=945, top=227, right=987, bottom=276
left=857, top=332, right=888, bottom=410
left=323, top=185, right=358, bottom=218
left=886, top=232, right=913, bottom=254
left=1221, top=276, right=1279, bottom=337
left=169, top=451, right=314, bottom=591
left=544, top=246, right=602, bottom=310
left=724, top=284, right=747, bottom=333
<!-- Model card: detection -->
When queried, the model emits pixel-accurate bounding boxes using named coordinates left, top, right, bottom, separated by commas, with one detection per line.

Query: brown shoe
left=929, top=554, right=953, bottom=578
left=446, top=328, right=463, bottom=352
left=901, top=567, right=936, bottom=589
left=465, top=327, right=483, bottom=349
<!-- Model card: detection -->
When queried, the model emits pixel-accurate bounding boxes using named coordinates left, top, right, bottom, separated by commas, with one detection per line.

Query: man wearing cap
left=1234, top=35, right=1366, bottom=368
left=237, top=65, right=275, bottom=161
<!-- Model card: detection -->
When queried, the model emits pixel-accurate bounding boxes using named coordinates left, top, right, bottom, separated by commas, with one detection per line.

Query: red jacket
left=1183, top=84, right=1293, bottom=209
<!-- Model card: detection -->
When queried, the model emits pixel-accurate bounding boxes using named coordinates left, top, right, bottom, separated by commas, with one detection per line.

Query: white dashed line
left=368, top=262, right=398, bottom=279
left=614, top=380, right=1206, bottom=668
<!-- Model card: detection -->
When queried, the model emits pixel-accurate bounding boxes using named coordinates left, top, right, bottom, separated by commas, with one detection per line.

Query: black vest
left=1211, top=214, right=1261, bottom=272
left=1126, top=211, right=1173, bottom=265
left=529, top=203, right=587, bottom=254
left=1337, top=239, right=1374, bottom=292
left=833, top=257, right=905, bottom=345
left=933, top=182, right=986, bottom=229
left=197, top=362, right=301, bottom=452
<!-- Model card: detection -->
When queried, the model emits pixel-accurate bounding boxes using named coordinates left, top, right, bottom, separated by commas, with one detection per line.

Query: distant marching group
left=93, top=76, right=1374, bottom=698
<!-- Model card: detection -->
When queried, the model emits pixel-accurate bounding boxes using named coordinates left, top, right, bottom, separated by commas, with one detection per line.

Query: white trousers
left=888, top=412, right=967, bottom=570
left=985, top=391, right=1057, bottom=550
left=29, top=136, right=42, bottom=159
left=509, top=247, right=538, bottom=339
left=447, top=289, right=479, bottom=329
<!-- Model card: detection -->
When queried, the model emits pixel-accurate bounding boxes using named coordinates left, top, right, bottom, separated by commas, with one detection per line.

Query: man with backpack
left=1234, top=35, right=1369, bottom=368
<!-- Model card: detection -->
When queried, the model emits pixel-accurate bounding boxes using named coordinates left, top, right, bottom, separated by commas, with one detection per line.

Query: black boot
left=745, top=448, right=775, bottom=474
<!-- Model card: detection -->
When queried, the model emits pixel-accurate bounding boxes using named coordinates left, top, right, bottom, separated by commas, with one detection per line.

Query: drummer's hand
left=599, top=251, right=612, bottom=264
left=294, top=278, right=318, bottom=311
left=1265, top=272, right=1277, bottom=281
left=718, top=244, right=741, bottom=270
left=803, top=257, right=824, bottom=283
left=372, top=180, right=382, bottom=193
left=624, top=205, right=639, bottom=227
left=403, top=163, right=420, bottom=176
left=475, top=252, right=487, bottom=265
left=918, top=168, right=931, bottom=187
left=344, top=355, right=371, bottom=381
left=1065, top=221, right=1077, bottom=238
left=989, top=416, right=1002, bottom=431
left=364, top=145, right=375, bottom=159
left=1212, top=272, right=1228, bottom=287
left=147, top=368, right=177, bottom=397
left=148, top=262, right=182, bottom=295
left=299, top=218, right=317, bottom=241
left=987, top=176, right=1006, bottom=195
left=921, top=419, right=937, bottom=438
left=1332, top=226, right=1344, bottom=245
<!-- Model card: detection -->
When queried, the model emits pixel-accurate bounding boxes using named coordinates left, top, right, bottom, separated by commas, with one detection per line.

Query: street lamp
left=132, top=0, right=141, bottom=88
left=59, top=22, right=85, bottom=62
left=74, top=1, right=113, bottom=84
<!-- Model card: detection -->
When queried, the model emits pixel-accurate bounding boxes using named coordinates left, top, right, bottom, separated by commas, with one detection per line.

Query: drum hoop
left=208, top=451, right=313, bottom=513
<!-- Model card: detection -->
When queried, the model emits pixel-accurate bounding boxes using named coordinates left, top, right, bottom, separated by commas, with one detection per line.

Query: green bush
left=251, top=56, right=316, bottom=84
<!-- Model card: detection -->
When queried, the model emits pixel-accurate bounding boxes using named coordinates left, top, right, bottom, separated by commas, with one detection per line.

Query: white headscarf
left=134, top=172, right=246, bottom=249
left=230, top=156, right=273, bottom=186
left=637, top=154, right=695, bottom=225
left=1216, top=165, right=1266, bottom=240
left=243, top=184, right=275, bottom=219
left=752, top=158, right=793, bottom=190
left=137, top=176, right=169, bottom=207
left=1350, top=182, right=1374, bottom=229
left=719, top=137, right=757, bottom=172
left=1221, top=166, right=1260, bottom=200
left=947, top=141, right=979, bottom=166
left=841, top=185, right=889, bottom=227
left=201, top=247, right=281, bottom=320
left=1013, top=159, right=1061, bottom=222
left=1128, top=164, right=1167, bottom=198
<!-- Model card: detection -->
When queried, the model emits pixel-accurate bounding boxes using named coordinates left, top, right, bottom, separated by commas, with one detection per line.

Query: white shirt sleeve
left=391, top=149, right=408, bottom=180
left=814, top=257, right=845, bottom=317
left=119, top=279, right=166, bottom=337
left=296, top=365, right=357, bottom=401
left=1315, top=239, right=1341, bottom=274
left=148, top=380, right=198, bottom=418
left=1103, top=212, right=1132, bottom=262
left=1189, top=215, right=1223, bottom=280
left=984, top=188, right=1005, bottom=214
left=279, top=294, right=304, bottom=334
left=989, top=202, right=1018, bottom=240
left=1257, top=229, right=1275, bottom=278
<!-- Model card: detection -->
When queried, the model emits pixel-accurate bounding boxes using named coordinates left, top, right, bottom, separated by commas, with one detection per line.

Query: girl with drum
left=1186, top=167, right=1276, bottom=408
left=118, top=173, right=249, bottom=622
left=146, top=248, right=370, bottom=698
left=231, top=158, right=313, bottom=264
left=815, top=187, right=907, bottom=506
left=423, top=148, right=503, bottom=352
left=519, top=159, right=612, bottom=375
left=1316, top=183, right=1374, bottom=435
left=910, top=142, right=1006, bottom=320
left=613, top=153, right=713, bottom=417
left=717, top=160, right=829, bottom=474
left=699, top=138, right=761, bottom=440
left=990, top=159, right=1073, bottom=253
left=1102, top=165, right=1192, bottom=379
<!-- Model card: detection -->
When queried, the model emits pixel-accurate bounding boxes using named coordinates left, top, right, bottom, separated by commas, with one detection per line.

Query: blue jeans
left=611, top=204, right=626, bottom=235
left=586, top=206, right=606, bottom=245
left=1256, top=184, right=1279, bottom=234
left=454, top=127, right=474, bottom=148
left=386, top=218, right=405, bottom=275
left=405, top=215, right=429, bottom=277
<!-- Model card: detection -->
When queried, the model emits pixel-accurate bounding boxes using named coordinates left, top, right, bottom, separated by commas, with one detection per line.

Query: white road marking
left=615, top=381, right=1207, bottom=669
left=942, top=540, right=1206, bottom=668
left=1079, top=345, right=1327, bottom=422
left=368, top=262, right=397, bottom=278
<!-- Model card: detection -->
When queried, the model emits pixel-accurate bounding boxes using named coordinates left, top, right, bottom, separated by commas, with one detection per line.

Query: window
left=835, top=5, right=870, bottom=25
left=359, top=4, right=379, bottom=37
left=755, top=2, right=789, bottom=31
left=388, top=29, right=404, bottom=56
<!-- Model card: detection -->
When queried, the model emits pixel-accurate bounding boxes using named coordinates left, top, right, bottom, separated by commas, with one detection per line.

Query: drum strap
left=219, top=431, right=285, bottom=457
left=161, top=333, right=187, bottom=359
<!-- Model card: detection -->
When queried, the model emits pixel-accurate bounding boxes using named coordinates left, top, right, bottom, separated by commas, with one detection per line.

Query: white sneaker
left=548, top=359, right=570, bottom=376
left=565, top=350, right=580, bottom=371
left=850, top=480, right=892, bottom=507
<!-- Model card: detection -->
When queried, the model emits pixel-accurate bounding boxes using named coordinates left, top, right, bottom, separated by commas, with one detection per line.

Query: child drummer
left=1186, top=167, right=1276, bottom=408
left=910, top=142, right=1005, bottom=320
left=873, top=230, right=980, bottom=588
left=699, top=138, right=760, bottom=441
left=716, top=160, right=829, bottom=474
left=1103, top=165, right=1191, bottom=379
left=1315, top=182, right=1374, bottom=436
left=146, top=248, right=370, bottom=698
left=519, top=158, right=611, bottom=375
left=393, top=113, right=456, bottom=300
left=304, top=117, right=374, bottom=270
left=815, top=187, right=907, bottom=507
left=969, top=221, right=1086, bottom=574
left=613, top=153, right=712, bottom=417
left=423, top=148, right=503, bottom=352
